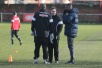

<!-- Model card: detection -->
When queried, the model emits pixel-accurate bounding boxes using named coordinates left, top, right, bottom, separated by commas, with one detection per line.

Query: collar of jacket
left=67, top=9, right=73, bottom=13
left=40, top=9, right=47, bottom=12
left=52, top=14, right=58, bottom=18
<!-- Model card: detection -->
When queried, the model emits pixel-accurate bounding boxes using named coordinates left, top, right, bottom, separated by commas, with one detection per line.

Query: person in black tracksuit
left=31, top=4, right=53, bottom=64
left=48, top=6, right=63, bottom=64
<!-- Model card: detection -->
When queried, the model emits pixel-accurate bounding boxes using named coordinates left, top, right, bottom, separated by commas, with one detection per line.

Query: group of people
left=11, top=3, right=78, bottom=64
left=31, top=3, right=78, bottom=64
left=31, top=4, right=63, bottom=64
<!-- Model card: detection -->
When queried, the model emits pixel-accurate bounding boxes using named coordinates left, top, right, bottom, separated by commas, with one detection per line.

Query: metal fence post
left=1, top=12, right=3, bottom=22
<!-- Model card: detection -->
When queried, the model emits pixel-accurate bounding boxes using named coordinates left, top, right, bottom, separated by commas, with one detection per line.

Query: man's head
left=40, top=4, right=46, bottom=10
left=65, top=4, right=73, bottom=11
left=13, top=12, right=17, bottom=16
left=51, top=6, right=57, bottom=16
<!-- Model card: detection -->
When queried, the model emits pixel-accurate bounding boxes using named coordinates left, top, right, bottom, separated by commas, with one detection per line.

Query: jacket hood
left=72, top=8, right=79, bottom=14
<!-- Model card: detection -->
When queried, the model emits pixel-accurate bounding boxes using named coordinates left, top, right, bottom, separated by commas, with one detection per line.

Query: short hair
left=65, top=3, right=73, bottom=9
left=51, top=6, right=56, bottom=10
left=66, top=3, right=72, bottom=7
left=13, top=12, right=17, bottom=15
left=40, top=4, right=46, bottom=9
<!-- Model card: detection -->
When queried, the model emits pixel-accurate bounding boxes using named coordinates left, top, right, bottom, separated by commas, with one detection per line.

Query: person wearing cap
left=48, top=6, right=63, bottom=64
left=31, top=4, right=53, bottom=64
left=62, top=3, right=78, bottom=64
left=11, top=12, right=22, bottom=45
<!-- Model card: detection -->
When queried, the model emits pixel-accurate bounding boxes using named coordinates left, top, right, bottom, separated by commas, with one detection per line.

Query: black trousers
left=67, top=37, right=74, bottom=61
left=48, top=39, right=59, bottom=63
left=34, top=37, right=48, bottom=60
left=11, top=30, right=21, bottom=44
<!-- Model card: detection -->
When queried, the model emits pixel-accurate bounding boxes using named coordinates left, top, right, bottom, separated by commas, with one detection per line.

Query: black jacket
left=51, top=14, right=63, bottom=40
left=31, top=9, right=52, bottom=37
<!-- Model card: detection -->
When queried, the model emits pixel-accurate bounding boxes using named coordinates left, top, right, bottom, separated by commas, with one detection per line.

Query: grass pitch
left=0, top=23, right=102, bottom=68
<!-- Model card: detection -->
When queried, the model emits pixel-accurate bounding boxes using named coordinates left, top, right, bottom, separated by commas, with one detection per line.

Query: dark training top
left=31, top=9, right=52, bottom=37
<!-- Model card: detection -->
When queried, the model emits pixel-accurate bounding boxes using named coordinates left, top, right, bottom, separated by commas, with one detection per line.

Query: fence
left=0, top=12, right=102, bottom=23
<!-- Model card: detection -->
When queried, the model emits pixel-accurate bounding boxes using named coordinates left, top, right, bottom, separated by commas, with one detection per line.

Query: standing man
left=48, top=6, right=63, bottom=64
left=62, top=4, right=78, bottom=64
left=11, top=12, right=22, bottom=45
left=31, top=4, right=52, bottom=64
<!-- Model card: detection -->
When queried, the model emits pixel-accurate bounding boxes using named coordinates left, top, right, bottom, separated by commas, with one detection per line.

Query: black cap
left=66, top=3, right=72, bottom=6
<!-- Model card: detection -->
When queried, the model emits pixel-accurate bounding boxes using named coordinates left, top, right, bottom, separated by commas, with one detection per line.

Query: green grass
left=0, top=23, right=102, bottom=68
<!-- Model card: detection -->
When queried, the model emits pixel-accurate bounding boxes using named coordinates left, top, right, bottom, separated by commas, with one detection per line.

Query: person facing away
left=11, top=12, right=22, bottom=45
left=62, top=3, right=78, bottom=64
left=31, top=4, right=53, bottom=64
left=48, top=6, right=63, bottom=64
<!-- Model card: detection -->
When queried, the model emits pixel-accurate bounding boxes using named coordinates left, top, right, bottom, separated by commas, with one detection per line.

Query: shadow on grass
left=0, top=60, right=102, bottom=67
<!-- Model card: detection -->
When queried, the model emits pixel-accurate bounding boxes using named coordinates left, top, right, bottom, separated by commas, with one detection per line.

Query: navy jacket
left=62, top=8, right=78, bottom=38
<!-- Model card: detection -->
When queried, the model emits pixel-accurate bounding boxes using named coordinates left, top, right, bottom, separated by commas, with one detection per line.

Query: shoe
left=66, top=60, right=75, bottom=64
left=11, top=43, right=14, bottom=45
left=55, top=61, right=58, bottom=64
left=47, top=62, right=52, bottom=64
left=20, top=41, right=22, bottom=45
left=44, top=60, right=48, bottom=64
left=33, top=59, right=38, bottom=64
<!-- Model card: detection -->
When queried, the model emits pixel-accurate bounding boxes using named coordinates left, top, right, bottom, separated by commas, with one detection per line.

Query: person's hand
left=50, top=33, right=54, bottom=43
left=31, top=32, right=34, bottom=36
left=56, top=35, right=59, bottom=39
left=56, top=35, right=58, bottom=39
